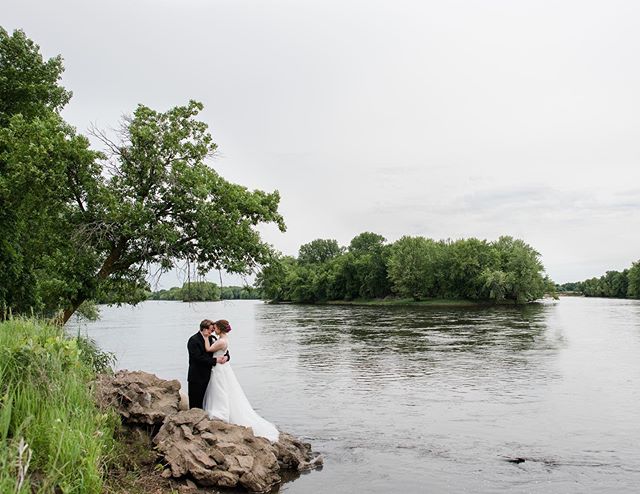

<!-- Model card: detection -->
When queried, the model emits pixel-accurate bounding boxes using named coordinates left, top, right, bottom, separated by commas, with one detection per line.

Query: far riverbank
left=268, top=297, right=542, bottom=308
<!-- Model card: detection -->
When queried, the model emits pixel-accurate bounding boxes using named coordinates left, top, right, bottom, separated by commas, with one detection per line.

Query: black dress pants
left=188, top=379, right=210, bottom=409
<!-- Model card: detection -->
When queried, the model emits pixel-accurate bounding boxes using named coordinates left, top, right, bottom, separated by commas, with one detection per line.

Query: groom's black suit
left=187, top=332, right=230, bottom=409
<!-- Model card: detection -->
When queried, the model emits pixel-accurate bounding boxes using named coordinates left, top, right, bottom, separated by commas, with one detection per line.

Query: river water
left=67, top=297, right=640, bottom=493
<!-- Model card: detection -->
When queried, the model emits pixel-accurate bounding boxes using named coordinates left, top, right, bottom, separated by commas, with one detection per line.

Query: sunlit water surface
left=68, top=297, right=640, bottom=493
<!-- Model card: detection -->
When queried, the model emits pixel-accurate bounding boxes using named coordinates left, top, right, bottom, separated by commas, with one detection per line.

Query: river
left=67, top=297, right=640, bottom=493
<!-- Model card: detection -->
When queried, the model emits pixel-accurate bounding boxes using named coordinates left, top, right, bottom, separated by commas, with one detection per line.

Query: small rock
left=506, top=457, right=526, bottom=464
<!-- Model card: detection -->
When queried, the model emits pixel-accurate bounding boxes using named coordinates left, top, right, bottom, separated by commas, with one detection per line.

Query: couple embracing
left=187, top=319, right=279, bottom=442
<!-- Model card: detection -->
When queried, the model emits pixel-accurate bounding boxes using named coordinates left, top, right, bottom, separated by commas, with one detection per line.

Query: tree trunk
left=60, top=243, right=124, bottom=325
left=61, top=298, right=85, bottom=325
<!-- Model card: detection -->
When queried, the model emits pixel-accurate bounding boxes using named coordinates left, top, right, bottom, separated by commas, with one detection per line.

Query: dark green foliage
left=298, top=239, right=343, bottom=265
left=256, top=233, right=552, bottom=304
left=255, top=255, right=297, bottom=302
left=347, top=232, right=392, bottom=299
left=557, top=281, right=582, bottom=292
left=150, top=281, right=220, bottom=301
left=559, top=260, right=640, bottom=299
left=628, top=261, right=640, bottom=299
left=0, top=28, right=70, bottom=124
left=575, top=269, right=630, bottom=298
left=484, top=236, right=549, bottom=303
left=0, top=28, right=102, bottom=317
left=219, top=285, right=263, bottom=300
left=180, top=282, right=221, bottom=302
left=387, top=236, right=443, bottom=300
left=149, top=282, right=262, bottom=301
left=149, top=286, right=183, bottom=301
left=94, top=282, right=151, bottom=305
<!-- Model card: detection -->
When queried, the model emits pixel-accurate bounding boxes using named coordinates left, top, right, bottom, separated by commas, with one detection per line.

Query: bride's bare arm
left=204, top=336, right=227, bottom=353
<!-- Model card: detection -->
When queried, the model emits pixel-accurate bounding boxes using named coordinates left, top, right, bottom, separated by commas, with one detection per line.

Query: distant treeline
left=148, top=282, right=262, bottom=302
left=256, top=233, right=554, bottom=304
left=557, top=261, right=640, bottom=299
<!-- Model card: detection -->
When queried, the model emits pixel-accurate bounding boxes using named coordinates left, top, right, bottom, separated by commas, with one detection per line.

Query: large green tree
left=347, top=232, right=391, bottom=299
left=0, top=28, right=101, bottom=316
left=444, top=238, right=497, bottom=299
left=387, top=236, right=442, bottom=300
left=298, top=238, right=343, bottom=265
left=65, top=100, right=285, bottom=322
left=0, top=28, right=286, bottom=322
left=488, top=236, right=549, bottom=303
left=254, top=254, right=297, bottom=302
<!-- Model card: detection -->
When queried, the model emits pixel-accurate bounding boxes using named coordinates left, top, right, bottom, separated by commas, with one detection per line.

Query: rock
left=154, top=409, right=280, bottom=492
left=506, top=457, right=526, bottom=464
left=275, top=432, right=324, bottom=472
left=178, top=390, right=189, bottom=411
left=178, top=479, right=199, bottom=493
left=153, top=409, right=322, bottom=493
left=96, top=370, right=181, bottom=425
left=98, top=371, right=322, bottom=493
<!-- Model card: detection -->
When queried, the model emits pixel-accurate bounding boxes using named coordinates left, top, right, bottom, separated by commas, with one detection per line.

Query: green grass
left=0, top=318, right=119, bottom=493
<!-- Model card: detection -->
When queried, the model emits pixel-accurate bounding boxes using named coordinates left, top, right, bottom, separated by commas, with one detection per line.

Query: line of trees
left=557, top=261, right=640, bottom=299
left=148, top=282, right=262, bottom=301
left=0, top=28, right=285, bottom=323
left=256, top=233, right=554, bottom=304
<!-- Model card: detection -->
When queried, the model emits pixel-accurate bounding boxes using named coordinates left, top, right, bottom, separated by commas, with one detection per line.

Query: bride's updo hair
left=214, top=319, right=232, bottom=333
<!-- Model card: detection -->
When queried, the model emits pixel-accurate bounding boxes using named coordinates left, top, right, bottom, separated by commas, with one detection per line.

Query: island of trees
left=256, top=233, right=555, bottom=304
left=557, top=260, right=640, bottom=299
left=149, top=282, right=262, bottom=301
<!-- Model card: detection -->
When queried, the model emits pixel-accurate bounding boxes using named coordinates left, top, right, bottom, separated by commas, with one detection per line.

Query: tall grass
left=0, top=318, right=119, bottom=493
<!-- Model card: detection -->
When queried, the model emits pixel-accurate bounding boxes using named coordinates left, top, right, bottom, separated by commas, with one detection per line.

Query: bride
left=202, top=319, right=279, bottom=442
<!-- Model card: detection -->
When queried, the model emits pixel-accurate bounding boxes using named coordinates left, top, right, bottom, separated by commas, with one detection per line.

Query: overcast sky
left=5, top=0, right=640, bottom=286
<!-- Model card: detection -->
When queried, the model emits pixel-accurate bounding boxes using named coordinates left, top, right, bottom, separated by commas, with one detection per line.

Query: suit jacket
left=187, top=332, right=216, bottom=383
left=187, top=332, right=230, bottom=383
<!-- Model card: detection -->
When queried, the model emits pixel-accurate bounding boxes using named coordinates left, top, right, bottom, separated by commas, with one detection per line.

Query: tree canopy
left=257, top=233, right=553, bottom=304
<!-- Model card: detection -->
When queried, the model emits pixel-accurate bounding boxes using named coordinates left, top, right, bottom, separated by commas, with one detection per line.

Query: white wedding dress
left=202, top=344, right=279, bottom=442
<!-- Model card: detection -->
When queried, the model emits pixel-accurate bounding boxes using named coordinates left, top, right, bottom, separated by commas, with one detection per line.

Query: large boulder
left=97, top=371, right=323, bottom=492
left=96, top=370, right=181, bottom=425
left=154, top=408, right=322, bottom=493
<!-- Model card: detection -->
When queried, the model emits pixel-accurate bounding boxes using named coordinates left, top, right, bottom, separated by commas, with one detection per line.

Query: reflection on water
left=69, top=297, right=640, bottom=493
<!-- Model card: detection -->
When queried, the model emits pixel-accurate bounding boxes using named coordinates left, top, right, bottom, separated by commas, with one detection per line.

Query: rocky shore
left=96, top=370, right=322, bottom=493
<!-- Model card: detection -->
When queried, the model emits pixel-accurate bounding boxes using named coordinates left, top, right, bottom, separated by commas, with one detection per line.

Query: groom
left=187, top=319, right=230, bottom=409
